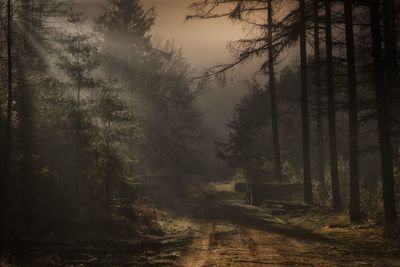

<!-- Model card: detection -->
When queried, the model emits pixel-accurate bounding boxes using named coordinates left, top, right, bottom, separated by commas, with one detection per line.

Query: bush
left=282, top=161, right=302, bottom=183
left=361, top=181, right=383, bottom=222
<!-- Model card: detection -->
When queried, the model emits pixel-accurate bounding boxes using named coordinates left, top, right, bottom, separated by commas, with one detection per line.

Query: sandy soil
left=2, top=181, right=399, bottom=266
left=150, top=181, right=400, bottom=267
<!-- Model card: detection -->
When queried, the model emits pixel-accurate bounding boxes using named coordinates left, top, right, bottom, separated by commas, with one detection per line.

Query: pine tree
left=313, top=0, right=326, bottom=198
left=344, top=0, right=361, bottom=222
left=267, top=0, right=282, bottom=183
left=369, top=0, right=397, bottom=225
left=57, top=8, right=99, bottom=203
left=299, top=0, right=313, bottom=204
left=325, top=0, right=342, bottom=212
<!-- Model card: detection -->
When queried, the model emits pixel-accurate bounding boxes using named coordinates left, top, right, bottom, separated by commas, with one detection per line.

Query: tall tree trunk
left=0, top=2, right=3, bottom=135
left=4, top=0, right=13, bottom=177
left=313, top=0, right=326, bottom=197
left=392, top=0, right=400, bottom=170
left=17, top=0, right=35, bottom=235
left=325, top=0, right=342, bottom=212
left=0, top=2, right=4, bottom=242
left=394, top=143, right=400, bottom=169
left=299, top=0, right=313, bottom=204
left=105, top=136, right=110, bottom=212
left=105, top=116, right=113, bottom=212
left=75, top=81, right=81, bottom=204
left=16, top=61, right=34, bottom=235
left=369, top=0, right=397, bottom=225
left=383, top=0, right=397, bottom=87
left=383, top=0, right=399, bottom=169
left=2, top=0, right=13, bottom=243
left=267, top=0, right=282, bottom=183
left=344, top=0, right=361, bottom=222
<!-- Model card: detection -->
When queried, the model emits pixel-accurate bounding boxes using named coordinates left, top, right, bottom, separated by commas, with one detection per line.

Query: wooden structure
left=235, top=183, right=304, bottom=206
left=234, top=183, right=248, bottom=193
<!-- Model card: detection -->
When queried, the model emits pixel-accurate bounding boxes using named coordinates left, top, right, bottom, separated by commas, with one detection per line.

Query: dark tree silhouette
left=1, top=0, right=13, bottom=243
left=267, top=0, right=282, bottom=183
left=187, top=0, right=312, bottom=188
left=299, top=0, right=313, bottom=204
left=383, top=0, right=400, bottom=169
left=313, top=0, right=326, bottom=198
left=344, top=0, right=361, bottom=222
left=58, top=9, right=100, bottom=203
left=325, top=0, right=342, bottom=212
left=369, top=0, right=397, bottom=225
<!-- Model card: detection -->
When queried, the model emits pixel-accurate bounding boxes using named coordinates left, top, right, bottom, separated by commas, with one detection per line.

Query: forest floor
left=1, top=179, right=400, bottom=266
left=146, top=180, right=400, bottom=267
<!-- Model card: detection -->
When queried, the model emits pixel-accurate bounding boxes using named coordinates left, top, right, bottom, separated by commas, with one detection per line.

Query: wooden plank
left=234, top=183, right=248, bottom=192
left=246, top=183, right=304, bottom=205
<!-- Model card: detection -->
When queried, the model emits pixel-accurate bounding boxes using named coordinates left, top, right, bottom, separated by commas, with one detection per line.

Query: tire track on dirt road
left=155, top=182, right=400, bottom=266
left=178, top=222, right=213, bottom=267
left=179, top=221, right=286, bottom=267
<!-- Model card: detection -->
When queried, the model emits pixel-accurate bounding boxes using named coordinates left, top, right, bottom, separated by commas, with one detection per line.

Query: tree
left=383, top=0, right=400, bottom=169
left=187, top=0, right=312, bottom=182
left=57, top=9, right=99, bottom=202
left=267, top=0, right=283, bottom=183
left=0, top=0, right=205, bottom=243
left=4, top=0, right=13, bottom=179
left=369, top=0, right=397, bottom=225
left=344, top=0, right=361, bottom=222
left=14, top=0, right=34, bottom=235
left=95, top=0, right=155, bottom=80
left=95, top=0, right=153, bottom=173
left=325, top=0, right=342, bottom=211
left=97, top=2, right=202, bottom=175
left=1, top=0, right=14, bottom=243
left=187, top=0, right=314, bottom=198
left=140, top=42, right=203, bottom=173
left=0, top=0, right=62, bottom=240
left=299, top=0, right=313, bottom=204
left=93, top=79, right=128, bottom=209
left=216, top=82, right=272, bottom=182
left=313, top=0, right=326, bottom=197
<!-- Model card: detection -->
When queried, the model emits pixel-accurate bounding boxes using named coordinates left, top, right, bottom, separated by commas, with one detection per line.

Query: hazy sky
left=74, top=0, right=250, bottom=71
left=74, top=0, right=262, bottom=137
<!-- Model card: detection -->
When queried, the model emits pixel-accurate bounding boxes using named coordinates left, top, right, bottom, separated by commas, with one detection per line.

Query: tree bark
left=75, top=34, right=82, bottom=205
left=299, top=0, right=313, bottom=204
left=344, top=0, right=361, bottom=222
left=369, top=0, right=397, bottom=225
left=75, top=89, right=81, bottom=208
left=393, top=144, right=400, bottom=169
left=1, top=0, right=13, bottom=243
left=313, top=0, right=326, bottom=197
left=17, top=0, right=35, bottom=235
left=383, top=0, right=399, bottom=169
left=325, top=0, right=342, bottom=212
left=267, top=0, right=282, bottom=183
left=16, top=60, right=34, bottom=235
left=383, top=0, right=397, bottom=87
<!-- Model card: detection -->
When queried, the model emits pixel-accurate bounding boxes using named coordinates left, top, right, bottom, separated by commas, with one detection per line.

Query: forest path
left=170, top=183, right=332, bottom=266
left=149, top=181, right=400, bottom=267
left=4, top=180, right=399, bottom=266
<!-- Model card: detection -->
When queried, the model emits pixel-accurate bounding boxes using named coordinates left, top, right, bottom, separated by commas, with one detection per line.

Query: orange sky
left=73, top=0, right=282, bottom=136
left=75, top=0, right=249, bottom=71
left=145, top=0, right=245, bottom=67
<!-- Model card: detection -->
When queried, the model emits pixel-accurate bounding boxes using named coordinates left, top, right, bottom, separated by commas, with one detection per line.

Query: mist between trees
left=0, top=0, right=226, bottom=241
left=0, top=0, right=399, bottom=252
left=188, top=0, right=400, bottom=226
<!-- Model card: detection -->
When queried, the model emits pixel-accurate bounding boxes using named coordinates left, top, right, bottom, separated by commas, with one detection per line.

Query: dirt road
left=150, top=182, right=400, bottom=267
left=3, top=181, right=399, bottom=266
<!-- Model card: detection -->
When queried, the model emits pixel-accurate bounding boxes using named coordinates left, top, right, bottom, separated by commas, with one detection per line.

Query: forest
left=0, top=0, right=400, bottom=266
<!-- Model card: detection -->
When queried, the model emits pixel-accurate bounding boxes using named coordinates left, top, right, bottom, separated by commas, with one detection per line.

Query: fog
left=1, top=0, right=399, bottom=266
